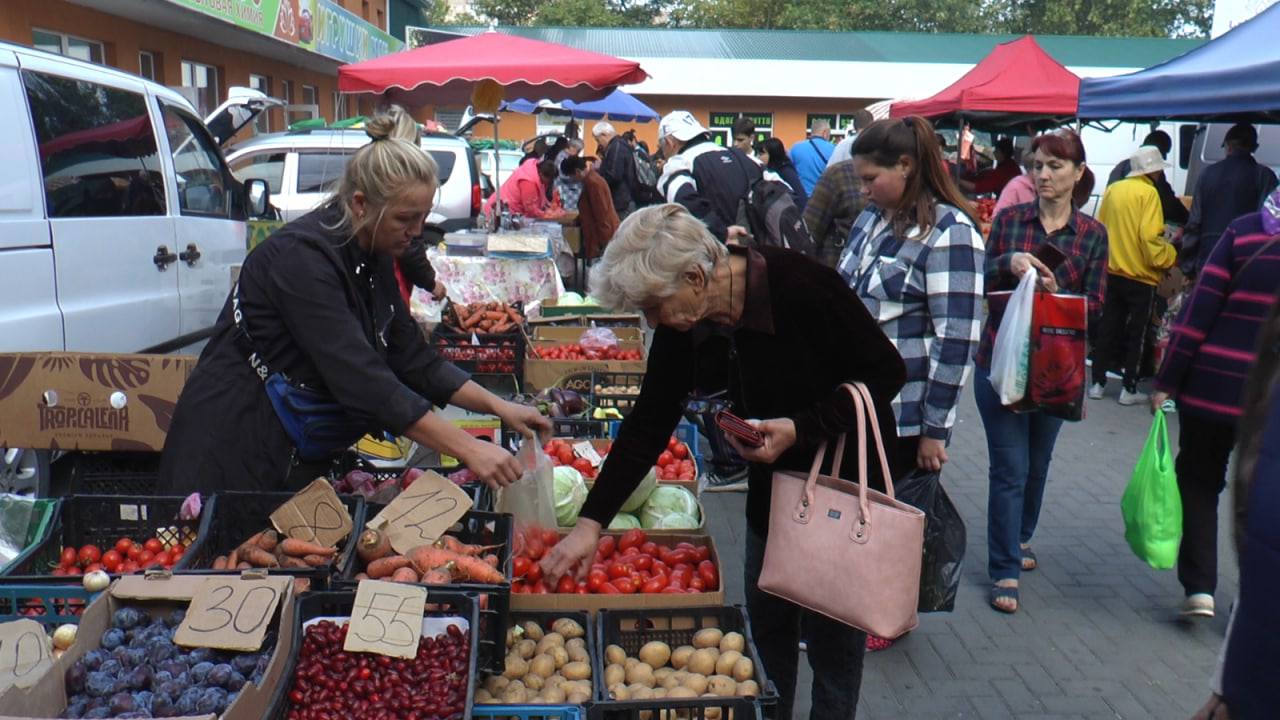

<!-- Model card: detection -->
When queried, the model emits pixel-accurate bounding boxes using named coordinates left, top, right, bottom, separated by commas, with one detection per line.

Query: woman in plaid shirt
left=976, top=129, right=1108, bottom=614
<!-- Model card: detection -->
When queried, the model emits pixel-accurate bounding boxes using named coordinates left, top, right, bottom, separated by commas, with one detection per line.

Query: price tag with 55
left=174, top=576, right=290, bottom=652
left=370, top=470, right=473, bottom=554
left=344, top=580, right=426, bottom=659
left=0, top=618, right=53, bottom=693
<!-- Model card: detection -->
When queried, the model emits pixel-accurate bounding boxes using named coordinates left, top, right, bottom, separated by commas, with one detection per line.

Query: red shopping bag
left=1026, top=292, right=1088, bottom=421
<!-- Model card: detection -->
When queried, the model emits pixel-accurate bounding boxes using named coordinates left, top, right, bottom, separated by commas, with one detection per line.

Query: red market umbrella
left=890, top=36, right=1081, bottom=130
left=337, top=32, right=649, bottom=108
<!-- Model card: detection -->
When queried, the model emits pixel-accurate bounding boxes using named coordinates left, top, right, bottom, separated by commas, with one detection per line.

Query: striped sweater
left=1155, top=212, right=1280, bottom=425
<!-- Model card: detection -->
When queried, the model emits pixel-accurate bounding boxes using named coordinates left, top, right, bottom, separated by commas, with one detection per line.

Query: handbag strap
left=797, top=383, right=895, bottom=535
left=230, top=281, right=274, bottom=385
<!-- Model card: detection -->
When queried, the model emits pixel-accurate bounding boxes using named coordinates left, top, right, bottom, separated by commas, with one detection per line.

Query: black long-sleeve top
left=159, top=202, right=469, bottom=493
left=398, top=233, right=438, bottom=292
left=578, top=246, right=907, bottom=537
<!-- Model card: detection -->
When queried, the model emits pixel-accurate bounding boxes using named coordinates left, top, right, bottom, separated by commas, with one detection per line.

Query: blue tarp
left=503, top=89, right=659, bottom=122
left=1078, top=4, right=1280, bottom=120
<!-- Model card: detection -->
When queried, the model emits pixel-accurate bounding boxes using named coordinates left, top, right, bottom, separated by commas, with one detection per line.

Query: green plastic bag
left=1121, top=411, right=1183, bottom=569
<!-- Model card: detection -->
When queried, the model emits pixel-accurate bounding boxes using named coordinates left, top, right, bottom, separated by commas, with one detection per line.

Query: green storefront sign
left=709, top=112, right=773, bottom=129
left=164, top=0, right=400, bottom=63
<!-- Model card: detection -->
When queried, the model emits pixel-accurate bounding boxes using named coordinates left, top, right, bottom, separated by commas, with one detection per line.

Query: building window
left=138, top=51, right=156, bottom=82
left=22, top=70, right=165, bottom=218
left=708, top=111, right=773, bottom=147
left=249, top=74, right=271, bottom=133
left=32, top=29, right=105, bottom=64
left=362, top=0, right=371, bottom=20
left=181, top=60, right=220, bottom=117
left=376, top=8, right=384, bottom=29
left=300, top=84, right=319, bottom=121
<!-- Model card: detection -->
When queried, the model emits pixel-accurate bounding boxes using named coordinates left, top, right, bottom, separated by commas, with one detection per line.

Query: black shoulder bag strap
left=808, top=139, right=830, bottom=164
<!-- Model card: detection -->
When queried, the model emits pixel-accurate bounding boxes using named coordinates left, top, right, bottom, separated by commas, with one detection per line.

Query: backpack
left=743, top=177, right=816, bottom=256
left=633, top=151, right=663, bottom=205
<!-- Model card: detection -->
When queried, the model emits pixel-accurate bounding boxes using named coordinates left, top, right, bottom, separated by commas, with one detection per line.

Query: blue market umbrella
left=504, top=89, right=659, bottom=123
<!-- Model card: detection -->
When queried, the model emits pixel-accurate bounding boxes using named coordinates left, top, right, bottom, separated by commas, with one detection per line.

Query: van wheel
left=0, top=448, right=51, bottom=497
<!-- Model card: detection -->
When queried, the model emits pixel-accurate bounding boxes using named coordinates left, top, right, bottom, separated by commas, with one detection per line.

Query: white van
left=0, top=41, right=275, bottom=356
left=0, top=41, right=275, bottom=493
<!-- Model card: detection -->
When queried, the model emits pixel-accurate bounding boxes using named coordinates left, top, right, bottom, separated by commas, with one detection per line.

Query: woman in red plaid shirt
left=976, top=129, right=1109, bottom=614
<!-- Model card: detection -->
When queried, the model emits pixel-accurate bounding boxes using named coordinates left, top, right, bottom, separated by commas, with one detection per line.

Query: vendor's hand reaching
left=1011, top=252, right=1059, bottom=293
left=460, top=438, right=523, bottom=490
left=497, top=400, right=553, bottom=442
left=725, top=418, right=796, bottom=465
left=540, top=518, right=601, bottom=584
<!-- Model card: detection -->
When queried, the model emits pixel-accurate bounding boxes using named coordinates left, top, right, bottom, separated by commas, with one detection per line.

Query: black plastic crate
left=432, top=330, right=526, bottom=379
left=475, top=609, right=595, bottom=704
left=329, top=463, right=493, bottom=513
left=267, top=589, right=480, bottom=720
left=181, top=491, right=365, bottom=591
left=589, top=372, right=645, bottom=417
left=340, top=508, right=512, bottom=674
left=60, top=451, right=163, bottom=495
left=551, top=418, right=612, bottom=439
left=1, top=494, right=212, bottom=580
left=593, top=606, right=777, bottom=720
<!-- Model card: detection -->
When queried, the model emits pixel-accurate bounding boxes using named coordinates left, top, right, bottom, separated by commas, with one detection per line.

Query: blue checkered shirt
left=837, top=203, right=985, bottom=440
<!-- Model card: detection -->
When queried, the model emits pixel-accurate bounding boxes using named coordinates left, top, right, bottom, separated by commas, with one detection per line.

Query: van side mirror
left=245, top=178, right=270, bottom=218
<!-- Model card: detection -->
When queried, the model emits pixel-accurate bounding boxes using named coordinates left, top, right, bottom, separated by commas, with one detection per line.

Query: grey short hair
left=810, top=119, right=831, bottom=135
left=589, top=204, right=727, bottom=311
left=592, top=121, right=616, bottom=138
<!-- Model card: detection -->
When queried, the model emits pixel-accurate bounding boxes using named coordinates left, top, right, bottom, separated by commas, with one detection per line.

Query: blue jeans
left=974, top=367, right=1065, bottom=582
left=745, top=529, right=866, bottom=719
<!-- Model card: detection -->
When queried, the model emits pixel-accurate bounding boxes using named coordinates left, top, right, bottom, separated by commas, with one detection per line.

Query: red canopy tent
left=338, top=32, right=649, bottom=108
left=890, top=36, right=1080, bottom=130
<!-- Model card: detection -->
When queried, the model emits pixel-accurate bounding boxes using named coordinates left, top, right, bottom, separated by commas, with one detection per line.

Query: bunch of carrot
left=352, top=528, right=506, bottom=585
left=209, top=528, right=338, bottom=570
left=446, top=302, right=524, bottom=334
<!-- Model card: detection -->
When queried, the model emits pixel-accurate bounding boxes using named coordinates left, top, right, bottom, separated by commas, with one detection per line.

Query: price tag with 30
left=0, top=618, right=53, bottom=693
left=174, top=576, right=289, bottom=652
left=344, top=580, right=426, bottom=659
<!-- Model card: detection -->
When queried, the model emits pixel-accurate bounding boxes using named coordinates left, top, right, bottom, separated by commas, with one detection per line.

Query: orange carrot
left=356, top=529, right=391, bottom=564
left=241, top=531, right=264, bottom=549
left=420, top=567, right=452, bottom=584
left=280, top=538, right=336, bottom=557
left=391, top=566, right=419, bottom=583
left=483, top=554, right=499, bottom=568
left=212, top=556, right=228, bottom=570
left=280, top=556, right=309, bottom=569
left=301, top=554, right=332, bottom=567
left=236, top=562, right=251, bottom=570
left=408, top=545, right=504, bottom=584
left=506, top=306, right=522, bottom=323
left=366, top=555, right=412, bottom=579
left=484, top=310, right=506, bottom=322
left=433, top=536, right=491, bottom=556
left=239, top=546, right=279, bottom=568
left=257, top=529, right=279, bottom=552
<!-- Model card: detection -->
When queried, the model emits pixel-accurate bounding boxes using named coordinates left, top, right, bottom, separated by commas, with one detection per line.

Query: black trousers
left=1175, top=411, right=1237, bottom=596
left=1092, top=274, right=1156, bottom=392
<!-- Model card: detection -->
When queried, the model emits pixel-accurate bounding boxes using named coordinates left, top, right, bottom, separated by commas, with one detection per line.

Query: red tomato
left=661, top=586, right=685, bottom=594
left=138, top=550, right=155, bottom=564
left=598, top=581, right=621, bottom=594
left=171, top=544, right=187, bottom=557
left=121, top=560, right=139, bottom=574
left=526, top=539, right=545, bottom=561
left=650, top=560, right=669, bottom=577
left=525, top=562, right=543, bottom=584
left=556, top=575, right=577, bottom=594
left=64, top=566, right=82, bottom=576
left=668, top=436, right=680, bottom=450
left=531, top=580, right=549, bottom=594
left=77, top=545, right=101, bottom=567
left=101, top=550, right=123, bottom=573
left=143, top=538, right=163, bottom=554
left=571, top=457, right=594, bottom=476
left=607, top=563, right=631, bottom=580
left=639, top=541, right=658, bottom=557
left=689, top=576, right=706, bottom=591
left=633, top=555, right=652, bottom=571
left=512, top=580, right=527, bottom=594
left=556, top=447, right=575, bottom=465
left=612, top=577, right=638, bottom=594
left=156, top=551, right=174, bottom=568
left=82, top=563, right=103, bottom=574
left=60, top=547, right=77, bottom=567
left=598, top=536, right=616, bottom=557
left=51, top=567, right=67, bottom=576
left=587, top=570, right=609, bottom=592
left=667, top=549, right=694, bottom=565
left=113, top=538, right=133, bottom=555
left=126, top=545, right=142, bottom=561
left=657, top=451, right=674, bottom=468
left=512, top=557, right=531, bottom=578
left=698, top=560, right=720, bottom=590
left=642, top=577, right=666, bottom=594
left=618, top=529, right=646, bottom=553
left=541, top=528, right=559, bottom=547
left=672, top=443, right=689, bottom=459
left=694, top=545, right=711, bottom=563
left=576, top=582, right=590, bottom=595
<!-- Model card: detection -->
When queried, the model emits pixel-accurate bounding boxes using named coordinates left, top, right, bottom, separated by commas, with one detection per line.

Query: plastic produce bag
left=0, top=494, right=40, bottom=569
left=497, top=439, right=559, bottom=548
left=896, top=471, right=965, bottom=613
left=1121, top=412, right=1182, bottom=569
left=990, top=271, right=1036, bottom=405
left=579, top=327, right=620, bottom=353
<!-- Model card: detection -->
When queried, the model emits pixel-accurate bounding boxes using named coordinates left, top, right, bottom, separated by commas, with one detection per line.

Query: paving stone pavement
left=700, top=385, right=1236, bottom=720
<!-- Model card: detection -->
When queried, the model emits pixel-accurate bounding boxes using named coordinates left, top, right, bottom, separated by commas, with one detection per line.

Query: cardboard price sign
left=371, top=470, right=473, bottom=554
left=344, top=580, right=426, bottom=659
left=270, top=478, right=353, bottom=548
left=174, top=576, right=289, bottom=652
left=0, top=619, right=52, bottom=693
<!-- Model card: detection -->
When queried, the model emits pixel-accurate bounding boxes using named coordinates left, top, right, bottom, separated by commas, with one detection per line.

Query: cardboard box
left=531, top=326, right=645, bottom=344
left=511, top=532, right=723, bottom=615
left=0, top=574, right=295, bottom=720
left=524, top=341, right=646, bottom=393
left=0, top=353, right=197, bottom=452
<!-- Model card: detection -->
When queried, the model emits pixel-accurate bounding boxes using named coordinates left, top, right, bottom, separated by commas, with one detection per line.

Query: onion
left=52, top=623, right=77, bottom=650
left=82, top=569, right=110, bottom=592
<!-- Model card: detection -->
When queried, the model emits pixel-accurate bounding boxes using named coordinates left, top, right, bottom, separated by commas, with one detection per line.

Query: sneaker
left=1161, top=399, right=1177, bottom=413
left=1118, top=389, right=1148, bottom=406
left=1181, top=593, right=1215, bottom=618
left=702, top=467, right=748, bottom=493
left=1088, top=383, right=1106, bottom=400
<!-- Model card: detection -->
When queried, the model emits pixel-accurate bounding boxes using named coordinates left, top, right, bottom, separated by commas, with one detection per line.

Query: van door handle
left=179, top=242, right=202, bottom=266
left=153, top=245, right=178, bottom=270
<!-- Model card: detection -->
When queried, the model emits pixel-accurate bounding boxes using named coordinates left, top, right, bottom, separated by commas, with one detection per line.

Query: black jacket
left=1184, top=154, right=1279, bottom=275
left=658, top=138, right=761, bottom=241
left=158, top=203, right=469, bottom=493
left=600, top=138, right=638, bottom=213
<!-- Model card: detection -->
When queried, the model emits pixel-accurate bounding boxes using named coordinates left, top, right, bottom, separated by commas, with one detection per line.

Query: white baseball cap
left=659, top=111, right=709, bottom=142
left=1127, top=145, right=1170, bottom=177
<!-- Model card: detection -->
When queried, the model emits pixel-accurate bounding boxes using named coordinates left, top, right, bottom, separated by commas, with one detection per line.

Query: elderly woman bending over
left=540, top=204, right=905, bottom=719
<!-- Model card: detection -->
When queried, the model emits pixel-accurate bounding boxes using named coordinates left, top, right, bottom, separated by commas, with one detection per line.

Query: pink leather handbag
left=758, top=382, right=925, bottom=639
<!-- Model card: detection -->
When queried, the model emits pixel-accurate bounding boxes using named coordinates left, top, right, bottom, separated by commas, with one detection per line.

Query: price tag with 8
left=0, top=619, right=52, bottom=693
left=269, top=478, right=354, bottom=549
left=370, top=470, right=474, bottom=555
left=343, top=580, right=427, bottom=659
left=174, top=576, right=290, bottom=652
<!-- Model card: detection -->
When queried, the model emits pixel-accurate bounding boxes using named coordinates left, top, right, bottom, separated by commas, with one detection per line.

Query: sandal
left=990, top=584, right=1019, bottom=614
left=1021, top=546, right=1038, bottom=572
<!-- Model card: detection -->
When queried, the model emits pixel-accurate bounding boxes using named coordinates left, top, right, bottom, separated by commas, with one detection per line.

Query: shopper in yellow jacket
left=1090, top=146, right=1177, bottom=406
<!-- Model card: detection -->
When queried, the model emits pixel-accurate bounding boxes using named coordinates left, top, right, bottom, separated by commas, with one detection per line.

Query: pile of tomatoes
left=511, top=528, right=718, bottom=596
left=530, top=344, right=643, bottom=361
left=656, top=436, right=695, bottom=483
left=545, top=436, right=694, bottom=483
left=544, top=438, right=612, bottom=479
left=51, top=536, right=187, bottom=576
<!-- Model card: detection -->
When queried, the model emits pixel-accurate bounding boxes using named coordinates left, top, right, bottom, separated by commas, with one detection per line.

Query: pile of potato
left=476, top=617, right=593, bottom=705
left=604, top=627, right=760, bottom=714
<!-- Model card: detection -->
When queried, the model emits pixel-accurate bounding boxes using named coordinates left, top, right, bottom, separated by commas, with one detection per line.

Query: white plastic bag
left=990, top=270, right=1035, bottom=405
left=496, top=440, right=559, bottom=545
